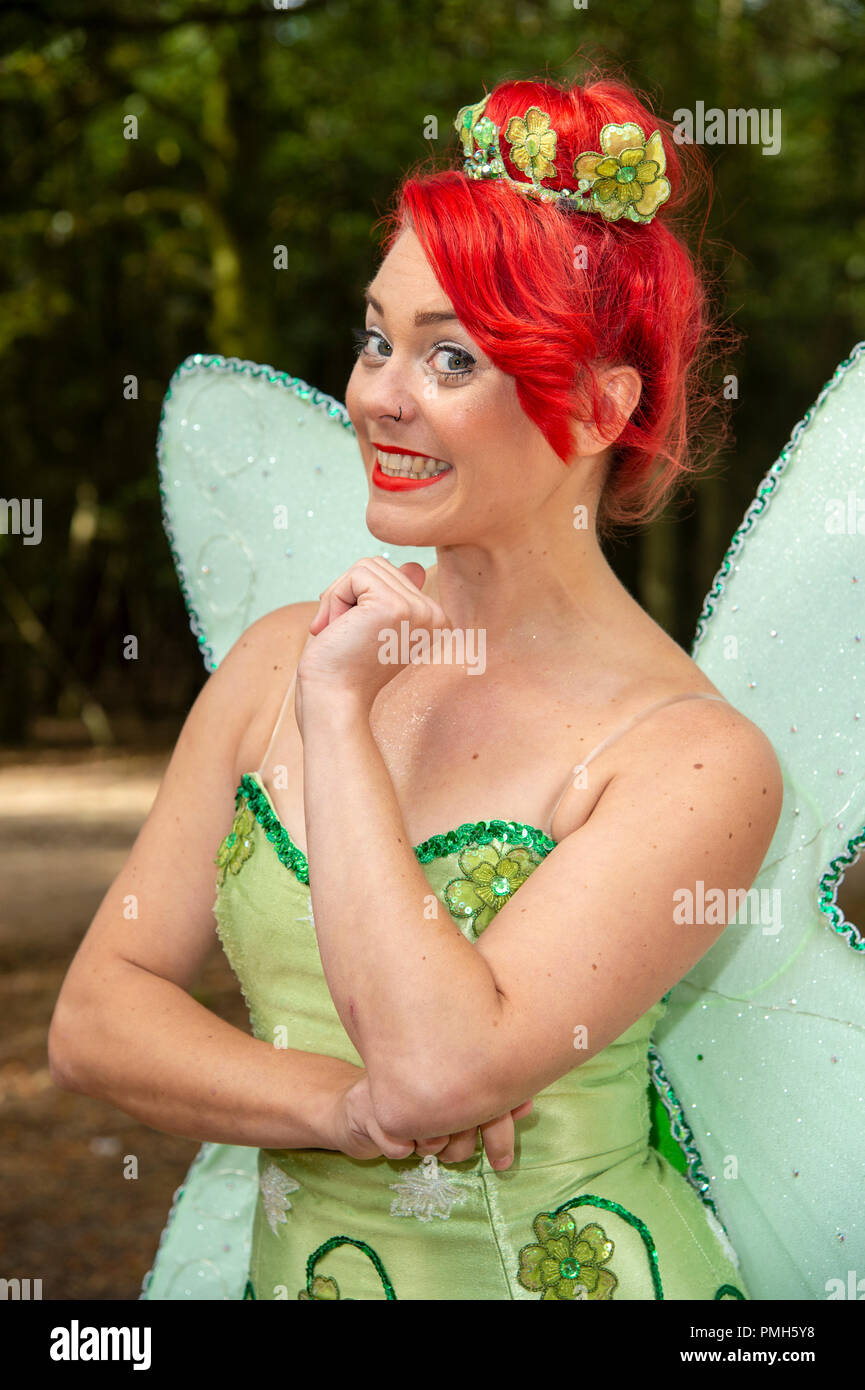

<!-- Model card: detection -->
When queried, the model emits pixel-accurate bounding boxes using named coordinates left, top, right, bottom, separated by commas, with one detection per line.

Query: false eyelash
left=351, top=326, right=379, bottom=354
left=351, top=326, right=475, bottom=379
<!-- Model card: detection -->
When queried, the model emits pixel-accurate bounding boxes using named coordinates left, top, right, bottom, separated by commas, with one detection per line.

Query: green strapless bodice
left=213, top=773, right=748, bottom=1301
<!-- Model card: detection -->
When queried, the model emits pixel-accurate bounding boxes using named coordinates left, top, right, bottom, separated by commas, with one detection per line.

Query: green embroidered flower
left=444, top=843, right=536, bottom=937
left=298, top=1274, right=344, bottom=1300
left=573, top=122, right=671, bottom=224
left=504, top=106, right=558, bottom=182
left=215, top=801, right=256, bottom=887
left=518, top=1211, right=618, bottom=1300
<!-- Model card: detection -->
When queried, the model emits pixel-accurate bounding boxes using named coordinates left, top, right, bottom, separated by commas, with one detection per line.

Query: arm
left=303, top=689, right=784, bottom=1140
left=48, top=602, right=365, bottom=1152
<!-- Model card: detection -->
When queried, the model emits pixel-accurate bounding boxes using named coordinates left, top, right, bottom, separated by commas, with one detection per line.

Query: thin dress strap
left=543, top=691, right=729, bottom=839
left=253, top=633, right=315, bottom=779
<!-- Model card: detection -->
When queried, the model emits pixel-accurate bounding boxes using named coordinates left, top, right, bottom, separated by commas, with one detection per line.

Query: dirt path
left=0, top=749, right=249, bottom=1301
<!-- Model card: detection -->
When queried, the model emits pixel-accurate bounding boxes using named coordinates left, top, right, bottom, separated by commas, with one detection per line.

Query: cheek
left=344, top=363, right=362, bottom=422
left=436, top=383, right=521, bottom=452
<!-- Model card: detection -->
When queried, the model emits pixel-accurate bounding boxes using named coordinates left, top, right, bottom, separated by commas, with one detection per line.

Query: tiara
left=454, top=93, right=671, bottom=224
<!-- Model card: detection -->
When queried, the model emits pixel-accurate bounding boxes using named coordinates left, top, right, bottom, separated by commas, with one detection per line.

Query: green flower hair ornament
left=454, top=94, right=671, bottom=225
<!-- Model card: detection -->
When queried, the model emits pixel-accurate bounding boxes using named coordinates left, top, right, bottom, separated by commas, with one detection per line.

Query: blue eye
left=351, top=327, right=475, bottom=381
left=352, top=327, right=391, bottom=358
left=430, top=344, right=475, bottom=378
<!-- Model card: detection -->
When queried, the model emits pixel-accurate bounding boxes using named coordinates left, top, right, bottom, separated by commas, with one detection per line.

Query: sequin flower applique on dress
left=518, top=1211, right=619, bottom=1300
left=215, top=800, right=256, bottom=887
left=259, top=1161, right=300, bottom=1237
left=444, top=843, right=538, bottom=937
left=389, top=1154, right=469, bottom=1222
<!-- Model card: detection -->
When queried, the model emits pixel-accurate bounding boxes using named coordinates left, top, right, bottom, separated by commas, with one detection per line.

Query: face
left=345, top=225, right=576, bottom=550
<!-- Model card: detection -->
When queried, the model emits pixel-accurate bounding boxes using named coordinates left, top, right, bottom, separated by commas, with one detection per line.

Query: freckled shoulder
left=605, top=693, right=785, bottom=841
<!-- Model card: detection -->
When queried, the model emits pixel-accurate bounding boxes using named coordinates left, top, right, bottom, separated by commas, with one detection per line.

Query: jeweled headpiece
left=454, top=93, right=671, bottom=224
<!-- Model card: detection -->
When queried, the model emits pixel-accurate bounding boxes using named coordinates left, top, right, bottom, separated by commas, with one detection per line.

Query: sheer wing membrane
left=156, top=353, right=435, bottom=671
left=651, top=342, right=865, bottom=1299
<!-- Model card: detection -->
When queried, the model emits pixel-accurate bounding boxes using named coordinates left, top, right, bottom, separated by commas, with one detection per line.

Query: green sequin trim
left=714, top=1283, right=746, bottom=1300
left=415, top=818, right=555, bottom=863
left=648, top=1044, right=719, bottom=1219
left=817, top=823, right=865, bottom=952
left=690, top=339, right=865, bottom=955
left=238, top=771, right=556, bottom=887
left=517, top=1194, right=663, bottom=1300
left=156, top=353, right=354, bottom=675
left=238, top=775, right=310, bottom=885
left=299, top=1235, right=396, bottom=1300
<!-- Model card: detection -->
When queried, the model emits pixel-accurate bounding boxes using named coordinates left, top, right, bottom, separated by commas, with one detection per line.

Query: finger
left=357, top=557, right=448, bottom=626
left=412, top=1134, right=451, bottom=1157
left=320, top=560, right=400, bottom=628
left=308, top=578, right=342, bottom=635
left=510, top=1099, right=534, bottom=1120
left=370, top=1124, right=416, bottom=1161
left=434, top=1128, right=480, bottom=1164
left=308, top=561, right=377, bottom=636
left=479, top=1112, right=515, bottom=1171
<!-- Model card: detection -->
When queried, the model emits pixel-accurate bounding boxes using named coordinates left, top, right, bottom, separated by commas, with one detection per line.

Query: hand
left=295, top=557, right=449, bottom=718
left=332, top=1072, right=533, bottom=1171
left=414, top=1098, right=534, bottom=1172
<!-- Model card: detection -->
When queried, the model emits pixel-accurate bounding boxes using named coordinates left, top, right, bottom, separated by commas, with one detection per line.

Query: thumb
left=398, top=562, right=427, bottom=592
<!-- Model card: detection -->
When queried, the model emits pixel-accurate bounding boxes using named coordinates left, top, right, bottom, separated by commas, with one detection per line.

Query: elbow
left=47, top=1001, right=88, bottom=1093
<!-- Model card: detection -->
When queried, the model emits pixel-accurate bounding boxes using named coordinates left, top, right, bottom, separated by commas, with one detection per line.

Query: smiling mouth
left=374, top=448, right=453, bottom=480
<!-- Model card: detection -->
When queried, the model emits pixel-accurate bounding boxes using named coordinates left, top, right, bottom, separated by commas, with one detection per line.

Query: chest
left=246, top=662, right=615, bottom=849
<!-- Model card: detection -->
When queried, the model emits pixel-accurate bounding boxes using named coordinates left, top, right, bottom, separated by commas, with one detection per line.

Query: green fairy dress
left=211, top=697, right=747, bottom=1302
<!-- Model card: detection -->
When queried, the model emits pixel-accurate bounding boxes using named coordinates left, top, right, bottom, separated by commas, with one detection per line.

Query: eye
left=351, top=326, right=391, bottom=359
left=429, top=343, right=476, bottom=380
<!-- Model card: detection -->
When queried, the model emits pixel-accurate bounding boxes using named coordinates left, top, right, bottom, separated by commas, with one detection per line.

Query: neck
left=420, top=528, right=630, bottom=662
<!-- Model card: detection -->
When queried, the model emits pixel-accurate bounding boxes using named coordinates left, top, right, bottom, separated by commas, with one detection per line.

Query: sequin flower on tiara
left=454, top=94, right=671, bottom=225
left=573, top=122, right=671, bottom=223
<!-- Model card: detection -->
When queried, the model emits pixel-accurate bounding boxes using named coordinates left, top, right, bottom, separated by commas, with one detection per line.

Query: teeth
left=376, top=450, right=452, bottom=479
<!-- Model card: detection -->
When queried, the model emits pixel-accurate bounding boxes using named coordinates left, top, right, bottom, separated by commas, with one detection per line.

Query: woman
left=49, top=72, right=783, bottom=1300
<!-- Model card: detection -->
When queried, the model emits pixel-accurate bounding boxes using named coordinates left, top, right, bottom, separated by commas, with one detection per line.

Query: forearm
left=49, top=959, right=361, bottom=1149
left=301, top=690, right=504, bottom=1112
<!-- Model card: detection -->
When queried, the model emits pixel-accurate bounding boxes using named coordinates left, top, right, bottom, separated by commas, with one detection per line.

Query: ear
left=571, top=365, right=642, bottom=456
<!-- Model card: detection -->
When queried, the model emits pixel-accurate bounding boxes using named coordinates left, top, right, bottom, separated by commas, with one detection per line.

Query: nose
left=349, top=353, right=420, bottom=428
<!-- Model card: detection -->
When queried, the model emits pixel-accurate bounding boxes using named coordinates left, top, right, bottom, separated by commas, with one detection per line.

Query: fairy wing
left=651, top=342, right=865, bottom=1299
left=142, top=354, right=435, bottom=1300
left=156, top=352, right=435, bottom=672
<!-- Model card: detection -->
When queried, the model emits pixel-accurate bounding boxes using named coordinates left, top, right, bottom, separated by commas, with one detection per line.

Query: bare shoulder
left=218, top=599, right=320, bottom=680
left=611, top=689, right=785, bottom=853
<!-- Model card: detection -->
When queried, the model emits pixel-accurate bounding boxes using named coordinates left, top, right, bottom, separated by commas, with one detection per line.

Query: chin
left=364, top=502, right=440, bottom=549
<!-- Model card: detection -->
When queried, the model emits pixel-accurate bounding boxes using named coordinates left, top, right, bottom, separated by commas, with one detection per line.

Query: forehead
left=365, top=227, right=453, bottom=311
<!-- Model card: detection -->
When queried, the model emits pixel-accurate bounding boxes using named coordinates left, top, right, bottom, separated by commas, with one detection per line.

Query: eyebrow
left=363, top=285, right=459, bottom=328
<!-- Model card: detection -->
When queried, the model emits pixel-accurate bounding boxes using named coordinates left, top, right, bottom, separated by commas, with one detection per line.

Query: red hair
left=374, top=68, right=730, bottom=538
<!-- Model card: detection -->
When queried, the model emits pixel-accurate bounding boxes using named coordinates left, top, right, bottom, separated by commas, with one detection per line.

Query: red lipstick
left=371, top=443, right=453, bottom=492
